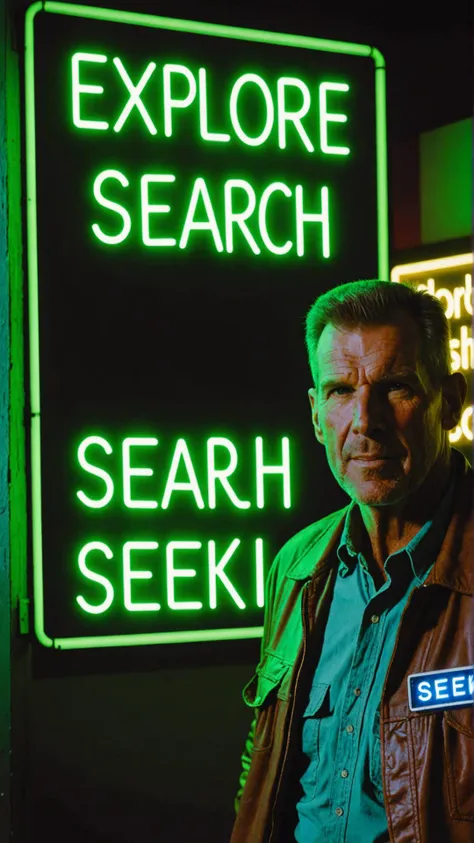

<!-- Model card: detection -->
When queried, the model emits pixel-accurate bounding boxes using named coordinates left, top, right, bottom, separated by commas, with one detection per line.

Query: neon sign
left=25, top=2, right=387, bottom=648
left=391, top=254, right=473, bottom=449
left=408, top=665, right=474, bottom=712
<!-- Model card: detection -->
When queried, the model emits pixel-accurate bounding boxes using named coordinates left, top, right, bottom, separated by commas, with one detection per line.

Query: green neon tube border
left=24, top=1, right=389, bottom=650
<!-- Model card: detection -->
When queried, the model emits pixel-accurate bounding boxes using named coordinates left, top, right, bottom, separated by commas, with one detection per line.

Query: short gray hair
left=305, top=279, right=451, bottom=389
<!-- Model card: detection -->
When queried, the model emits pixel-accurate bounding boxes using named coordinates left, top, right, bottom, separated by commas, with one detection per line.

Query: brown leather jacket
left=231, top=450, right=474, bottom=843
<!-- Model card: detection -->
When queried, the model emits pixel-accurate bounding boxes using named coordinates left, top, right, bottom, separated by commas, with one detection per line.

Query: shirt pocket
left=443, top=706, right=474, bottom=821
left=298, top=681, right=331, bottom=802
left=242, top=652, right=292, bottom=752
left=369, top=708, right=384, bottom=804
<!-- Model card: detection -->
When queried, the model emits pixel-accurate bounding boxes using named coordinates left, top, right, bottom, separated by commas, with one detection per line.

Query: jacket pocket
left=443, top=707, right=474, bottom=821
left=369, top=709, right=384, bottom=803
left=298, top=682, right=331, bottom=802
left=242, top=652, right=292, bottom=752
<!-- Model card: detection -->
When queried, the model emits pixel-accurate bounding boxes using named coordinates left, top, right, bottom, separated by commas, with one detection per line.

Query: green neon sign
left=25, top=2, right=388, bottom=649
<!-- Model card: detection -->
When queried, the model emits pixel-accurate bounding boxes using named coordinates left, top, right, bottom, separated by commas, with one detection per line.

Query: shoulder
left=270, top=505, right=349, bottom=580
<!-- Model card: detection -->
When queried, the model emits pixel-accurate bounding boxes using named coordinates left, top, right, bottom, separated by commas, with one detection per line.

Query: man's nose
left=351, top=386, right=387, bottom=435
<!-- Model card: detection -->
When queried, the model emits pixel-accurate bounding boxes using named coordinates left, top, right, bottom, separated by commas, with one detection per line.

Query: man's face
left=308, top=315, right=454, bottom=507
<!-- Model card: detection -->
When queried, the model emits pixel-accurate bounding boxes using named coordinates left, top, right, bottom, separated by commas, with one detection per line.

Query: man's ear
left=441, top=372, right=468, bottom=430
left=308, top=387, right=325, bottom=445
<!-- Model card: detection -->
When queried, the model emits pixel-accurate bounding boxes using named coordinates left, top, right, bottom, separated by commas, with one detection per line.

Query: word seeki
left=72, top=53, right=352, bottom=256
left=76, top=537, right=267, bottom=615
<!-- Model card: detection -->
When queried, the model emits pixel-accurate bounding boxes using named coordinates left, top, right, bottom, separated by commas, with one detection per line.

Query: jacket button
left=335, top=807, right=344, bottom=817
left=371, top=614, right=380, bottom=624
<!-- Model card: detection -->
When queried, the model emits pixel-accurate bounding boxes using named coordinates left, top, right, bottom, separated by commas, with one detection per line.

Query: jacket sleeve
left=233, top=712, right=257, bottom=813
left=233, top=548, right=282, bottom=813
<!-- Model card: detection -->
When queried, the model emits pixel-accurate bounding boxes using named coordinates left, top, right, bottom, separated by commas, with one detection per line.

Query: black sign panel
left=25, top=2, right=388, bottom=648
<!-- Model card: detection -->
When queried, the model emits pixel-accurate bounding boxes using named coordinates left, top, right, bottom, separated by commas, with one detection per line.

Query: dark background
left=16, top=1, right=473, bottom=841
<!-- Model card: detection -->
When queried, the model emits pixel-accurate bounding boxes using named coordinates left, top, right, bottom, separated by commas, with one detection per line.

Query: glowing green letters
left=72, top=52, right=109, bottom=130
left=71, top=52, right=352, bottom=259
left=77, top=434, right=292, bottom=510
left=71, top=52, right=351, bottom=153
left=92, top=170, right=331, bottom=257
left=76, top=536, right=266, bottom=615
left=71, top=52, right=350, bottom=258
left=74, top=434, right=291, bottom=614
left=113, top=58, right=158, bottom=134
left=92, top=169, right=131, bottom=244
left=319, top=82, right=351, bottom=155
left=141, top=175, right=176, bottom=247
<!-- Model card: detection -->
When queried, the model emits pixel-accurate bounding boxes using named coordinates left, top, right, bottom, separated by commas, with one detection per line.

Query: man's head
left=306, top=279, right=467, bottom=507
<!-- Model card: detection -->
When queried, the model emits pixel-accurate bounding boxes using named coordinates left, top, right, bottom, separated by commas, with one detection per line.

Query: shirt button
left=335, top=807, right=344, bottom=817
left=371, top=614, right=380, bottom=624
left=354, top=688, right=361, bottom=696
left=341, top=769, right=349, bottom=778
left=346, top=724, right=354, bottom=734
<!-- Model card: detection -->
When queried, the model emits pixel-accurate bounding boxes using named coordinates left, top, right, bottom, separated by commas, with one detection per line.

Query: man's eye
left=387, top=382, right=408, bottom=392
left=328, top=383, right=409, bottom=397
left=330, top=386, right=352, bottom=396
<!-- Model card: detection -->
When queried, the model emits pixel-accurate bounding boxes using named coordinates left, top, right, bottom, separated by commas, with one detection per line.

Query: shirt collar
left=337, top=453, right=457, bottom=583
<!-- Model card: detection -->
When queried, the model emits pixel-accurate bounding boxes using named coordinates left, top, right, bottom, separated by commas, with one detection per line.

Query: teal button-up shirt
left=295, top=458, right=456, bottom=843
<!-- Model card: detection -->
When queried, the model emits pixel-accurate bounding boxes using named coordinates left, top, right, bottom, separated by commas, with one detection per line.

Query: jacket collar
left=286, top=449, right=473, bottom=595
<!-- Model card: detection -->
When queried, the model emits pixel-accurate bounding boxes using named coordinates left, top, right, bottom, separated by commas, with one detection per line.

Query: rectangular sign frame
left=25, top=1, right=388, bottom=649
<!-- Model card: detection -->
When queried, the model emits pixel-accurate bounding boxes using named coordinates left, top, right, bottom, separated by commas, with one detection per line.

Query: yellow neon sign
left=391, top=253, right=473, bottom=445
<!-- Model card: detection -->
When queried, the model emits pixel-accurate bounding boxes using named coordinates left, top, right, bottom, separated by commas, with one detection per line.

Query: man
left=230, top=279, right=473, bottom=843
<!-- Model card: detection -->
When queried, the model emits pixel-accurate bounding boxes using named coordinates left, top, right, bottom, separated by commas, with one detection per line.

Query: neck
left=356, top=449, right=453, bottom=572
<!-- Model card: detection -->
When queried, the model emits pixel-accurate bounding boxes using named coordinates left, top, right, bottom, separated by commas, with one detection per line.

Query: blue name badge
left=408, top=665, right=474, bottom=712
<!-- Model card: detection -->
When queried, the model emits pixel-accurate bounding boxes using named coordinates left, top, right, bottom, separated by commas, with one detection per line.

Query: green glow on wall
left=122, top=437, right=159, bottom=508
left=179, top=177, right=224, bottom=252
left=112, top=58, right=157, bottom=134
left=295, top=185, right=330, bottom=257
left=72, top=52, right=109, bottom=130
left=420, top=118, right=473, bottom=244
left=77, top=436, right=114, bottom=508
left=92, top=169, right=131, bottom=244
left=123, top=541, right=161, bottom=611
left=277, top=77, right=314, bottom=153
left=141, top=174, right=177, bottom=247
left=319, top=81, right=350, bottom=155
left=77, top=541, right=114, bottom=613
left=167, top=541, right=203, bottom=610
